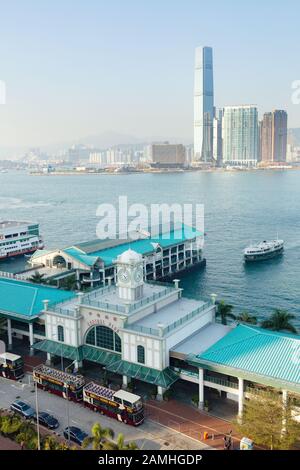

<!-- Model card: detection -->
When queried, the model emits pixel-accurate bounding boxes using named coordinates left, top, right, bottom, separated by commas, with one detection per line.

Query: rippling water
left=1, top=170, right=300, bottom=326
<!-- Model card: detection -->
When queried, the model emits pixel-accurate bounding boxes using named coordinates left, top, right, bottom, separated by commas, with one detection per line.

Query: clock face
left=118, top=268, right=130, bottom=284
left=134, top=267, right=143, bottom=283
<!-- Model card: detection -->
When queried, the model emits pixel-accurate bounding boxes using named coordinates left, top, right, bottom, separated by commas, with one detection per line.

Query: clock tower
left=116, top=249, right=144, bottom=302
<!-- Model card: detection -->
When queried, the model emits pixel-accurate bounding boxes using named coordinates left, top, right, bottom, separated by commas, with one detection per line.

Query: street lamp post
left=35, top=380, right=41, bottom=450
left=65, top=361, right=76, bottom=446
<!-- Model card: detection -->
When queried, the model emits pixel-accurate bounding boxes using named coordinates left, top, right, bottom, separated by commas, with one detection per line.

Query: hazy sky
left=0, top=0, right=299, bottom=147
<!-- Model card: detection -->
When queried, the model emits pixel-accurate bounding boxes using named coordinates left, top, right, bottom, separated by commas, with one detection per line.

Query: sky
left=0, top=0, right=299, bottom=148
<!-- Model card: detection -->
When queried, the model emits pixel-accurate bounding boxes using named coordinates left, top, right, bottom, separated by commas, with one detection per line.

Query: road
left=0, top=375, right=210, bottom=450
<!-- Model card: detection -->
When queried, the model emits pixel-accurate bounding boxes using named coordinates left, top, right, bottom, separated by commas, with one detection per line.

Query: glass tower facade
left=193, top=46, right=214, bottom=163
left=222, top=105, right=259, bottom=167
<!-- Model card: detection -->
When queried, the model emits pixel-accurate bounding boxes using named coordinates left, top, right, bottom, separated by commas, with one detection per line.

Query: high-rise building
left=260, top=110, right=288, bottom=163
left=222, top=105, right=259, bottom=167
left=193, top=46, right=214, bottom=164
left=273, top=110, right=288, bottom=162
left=213, top=108, right=223, bottom=165
left=261, top=112, right=273, bottom=162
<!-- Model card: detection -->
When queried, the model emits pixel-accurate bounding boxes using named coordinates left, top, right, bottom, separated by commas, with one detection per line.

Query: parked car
left=36, top=412, right=59, bottom=430
left=63, top=426, right=88, bottom=446
left=10, top=400, right=36, bottom=419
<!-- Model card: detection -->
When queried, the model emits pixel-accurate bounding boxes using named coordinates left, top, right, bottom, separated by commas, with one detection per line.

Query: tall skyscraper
left=213, top=108, right=223, bottom=165
left=261, top=112, right=273, bottom=162
left=222, top=105, right=259, bottom=167
left=260, top=110, right=288, bottom=163
left=193, top=46, right=214, bottom=164
left=273, top=110, right=288, bottom=162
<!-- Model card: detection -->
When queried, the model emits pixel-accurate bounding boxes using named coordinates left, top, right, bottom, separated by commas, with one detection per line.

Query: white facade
left=193, top=46, right=214, bottom=164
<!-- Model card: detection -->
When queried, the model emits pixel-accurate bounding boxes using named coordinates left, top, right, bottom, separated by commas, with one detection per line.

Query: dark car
left=10, top=400, right=36, bottom=419
left=36, top=412, right=59, bottom=430
left=63, top=426, right=88, bottom=446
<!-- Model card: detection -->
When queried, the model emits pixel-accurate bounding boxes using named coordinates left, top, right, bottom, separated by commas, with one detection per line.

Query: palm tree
left=236, top=311, right=258, bottom=325
left=0, top=413, right=22, bottom=436
left=261, top=309, right=297, bottom=334
left=82, top=422, right=114, bottom=450
left=102, top=433, right=139, bottom=450
left=29, top=271, right=45, bottom=284
left=16, top=420, right=38, bottom=450
left=216, top=300, right=236, bottom=325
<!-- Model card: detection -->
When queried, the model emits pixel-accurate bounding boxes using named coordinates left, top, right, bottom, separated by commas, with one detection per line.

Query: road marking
left=71, top=420, right=79, bottom=425
left=0, top=390, right=5, bottom=394
left=46, top=409, right=54, bottom=413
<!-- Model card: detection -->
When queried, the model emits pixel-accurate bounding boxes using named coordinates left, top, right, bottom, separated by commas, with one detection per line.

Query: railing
left=51, top=306, right=78, bottom=317
left=129, top=324, right=160, bottom=336
left=82, top=286, right=175, bottom=315
left=204, top=375, right=238, bottom=390
left=162, top=300, right=213, bottom=335
left=171, top=367, right=198, bottom=378
left=0, top=271, right=27, bottom=281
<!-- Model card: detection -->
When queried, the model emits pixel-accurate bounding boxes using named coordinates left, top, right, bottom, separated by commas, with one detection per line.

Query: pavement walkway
left=145, top=399, right=242, bottom=450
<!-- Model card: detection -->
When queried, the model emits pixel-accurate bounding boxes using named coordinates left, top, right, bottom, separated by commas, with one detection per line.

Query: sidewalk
left=145, top=399, right=241, bottom=450
left=0, top=435, right=21, bottom=450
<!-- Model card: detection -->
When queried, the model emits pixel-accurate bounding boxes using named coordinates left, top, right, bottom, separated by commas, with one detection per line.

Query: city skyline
left=0, top=0, right=299, bottom=149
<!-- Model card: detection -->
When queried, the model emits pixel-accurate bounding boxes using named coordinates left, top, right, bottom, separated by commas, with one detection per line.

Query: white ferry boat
left=0, top=221, right=44, bottom=260
left=244, top=239, right=284, bottom=262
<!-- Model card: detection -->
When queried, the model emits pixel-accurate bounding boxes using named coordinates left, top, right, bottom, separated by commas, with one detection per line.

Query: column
left=122, top=375, right=131, bottom=388
left=238, top=377, right=244, bottom=419
left=74, top=360, right=83, bottom=371
left=198, top=368, right=204, bottom=409
left=282, top=390, right=288, bottom=435
left=29, top=323, right=34, bottom=355
left=156, top=386, right=165, bottom=401
left=7, top=318, right=12, bottom=349
left=46, top=353, right=52, bottom=365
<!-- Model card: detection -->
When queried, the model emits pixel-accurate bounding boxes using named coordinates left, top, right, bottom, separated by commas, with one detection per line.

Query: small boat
left=244, top=239, right=284, bottom=262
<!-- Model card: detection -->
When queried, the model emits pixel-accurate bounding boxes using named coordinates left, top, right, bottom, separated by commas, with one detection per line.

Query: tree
left=102, top=432, right=139, bottom=450
left=236, top=312, right=258, bottom=325
left=261, top=309, right=297, bottom=334
left=236, top=389, right=300, bottom=450
left=29, top=271, right=45, bottom=284
left=0, top=413, right=22, bottom=436
left=82, top=422, right=114, bottom=450
left=216, top=301, right=236, bottom=325
left=15, top=420, right=38, bottom=450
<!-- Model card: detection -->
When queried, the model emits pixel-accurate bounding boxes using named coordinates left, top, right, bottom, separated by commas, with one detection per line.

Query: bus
left=33, top=364, right=85, bottom=402
left=83, top=382, right=144, bottom=426
left=0, top=353, right=24, bottom=380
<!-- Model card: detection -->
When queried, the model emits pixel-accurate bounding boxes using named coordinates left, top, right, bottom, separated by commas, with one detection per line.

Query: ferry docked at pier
left=244, top=239, right=284, bottom=262
left=0, top=220, right=44, bottom=260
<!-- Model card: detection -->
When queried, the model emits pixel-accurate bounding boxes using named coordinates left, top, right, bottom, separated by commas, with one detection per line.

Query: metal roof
left=0, top=277, right=76, bottom=319
left=192, top=324, right=300, bottom=387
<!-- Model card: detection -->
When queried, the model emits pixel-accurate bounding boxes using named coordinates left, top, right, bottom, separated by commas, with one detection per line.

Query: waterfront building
left=150, top=143, right=186, bottom=168
left=261, top=110, right=288, bottom=164
left=222, top=105, right=259, bottom=167
left=213, top=108, right=223, bottom=165
left=273, top=110, right=288, bottom=162
left=261, top=112, right=273, bottom=162
left=28, top=224, right=205, bottom=288
left=193, top=46, right=214, bottom=164
left=1, top=248, right=300, bottom=416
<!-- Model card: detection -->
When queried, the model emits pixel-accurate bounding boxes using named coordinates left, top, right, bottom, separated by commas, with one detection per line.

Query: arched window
left=85, top=326, right=121, bottom=353
left=57, top=325, right=64, bottom=342
left=137, top=345, right=145, bottom=364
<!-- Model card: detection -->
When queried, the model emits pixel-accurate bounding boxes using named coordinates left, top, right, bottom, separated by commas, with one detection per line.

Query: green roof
left=89, top=225, right=201, bottom=267
left=64, top=247, right=99, bottom=267
left=33, top=341, right=178, bottom=388
left=191, top=324, right=300, bottom=389
left=0, top=278, right=76, bottom=319
left=106, top=358, right=179, bottom=388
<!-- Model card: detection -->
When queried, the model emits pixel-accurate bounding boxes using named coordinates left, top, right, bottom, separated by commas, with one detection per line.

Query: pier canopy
left=188, top=324, right=300, bottom=393
left=0, top=277, right=76, bottom=321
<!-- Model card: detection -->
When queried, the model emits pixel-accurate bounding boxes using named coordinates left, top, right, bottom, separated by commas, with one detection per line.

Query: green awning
left=33, top=341, right=179, bottom=388
left=81, top=345, right=120, bottom=366
left=33, top=340, right=83, bottom=361
left=106, top=359, right=179, bottom=388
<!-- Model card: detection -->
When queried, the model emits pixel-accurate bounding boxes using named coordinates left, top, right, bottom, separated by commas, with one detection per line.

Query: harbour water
left=1, top=170, right=300, bottom=326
